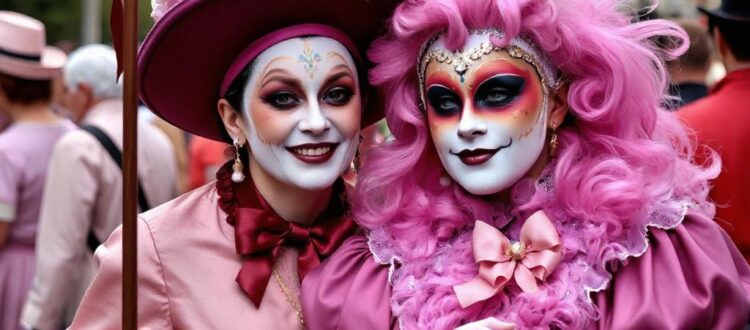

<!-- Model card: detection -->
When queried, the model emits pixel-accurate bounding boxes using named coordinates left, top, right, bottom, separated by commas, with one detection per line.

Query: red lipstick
left=450, top=139, right=513, bottom=166
left=452, top=148, right=500, bottom=166
left=286, top=143, right=339, bottom=164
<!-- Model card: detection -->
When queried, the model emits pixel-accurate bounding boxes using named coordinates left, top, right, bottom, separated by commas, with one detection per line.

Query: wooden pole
left=122, top=0, right=138, bottom=328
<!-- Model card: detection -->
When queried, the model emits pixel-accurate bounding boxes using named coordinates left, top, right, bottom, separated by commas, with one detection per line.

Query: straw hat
left=137, top=0, right=399, bottom=142
left=0, top=11, right=66, bottom=80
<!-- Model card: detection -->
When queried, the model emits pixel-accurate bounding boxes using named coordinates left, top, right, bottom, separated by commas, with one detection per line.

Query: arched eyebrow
left=425, top=71, right=462, bottom=97
left=318, top=64, right=357, bottom=99
left=258, top=56, right=295, bottom=86
left=326, top=52, right=352, bottom=66
left=469, top=59, right=531, bottom=95
left=323, top=63, right=355, bottom=81
left=260, top=68, right=303, bottom=90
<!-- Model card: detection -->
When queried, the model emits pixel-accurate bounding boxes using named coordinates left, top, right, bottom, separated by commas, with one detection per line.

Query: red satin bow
left=453, top=211, right=562, bottom=308
left=233, top=206, right=355, bottom=307
left=215, top=160, right=355, bottom=307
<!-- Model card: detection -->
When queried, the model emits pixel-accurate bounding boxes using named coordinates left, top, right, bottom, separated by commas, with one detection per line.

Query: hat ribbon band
left=0, top=46, right=41, bottom=62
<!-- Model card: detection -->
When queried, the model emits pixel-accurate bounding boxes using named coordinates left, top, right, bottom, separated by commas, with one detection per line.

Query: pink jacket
left=70, top=184, right=304, bottom=330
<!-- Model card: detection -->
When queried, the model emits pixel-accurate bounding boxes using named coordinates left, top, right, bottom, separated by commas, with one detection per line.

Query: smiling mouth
left=450, top=139, right=513, bottom=166
left=286, top=143, right=339, bottom=164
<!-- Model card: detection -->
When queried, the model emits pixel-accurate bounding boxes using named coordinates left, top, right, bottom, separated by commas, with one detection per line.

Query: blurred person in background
left=656, top=0, right=701, bottom=18
left=50, top=74, right=66, bottom=113
left=679, top=0, right=750, bottom=262
left=188, top=135, right=229, bottom=190
left=49, top=41, right=78, bottom=121
left=0, top=11, right=73, bottom=330
left=20, top=44, right=178, bottom=330
left=140, top=105, right=191, bottom=194
left=152, top=117, right=190, bottom=194
left=667, top=19, right=713, bottom=109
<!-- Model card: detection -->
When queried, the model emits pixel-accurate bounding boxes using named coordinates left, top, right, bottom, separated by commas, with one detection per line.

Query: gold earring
left=231, top=139, right=246, bottom=183
left=549, top=126, right=559, bottom=158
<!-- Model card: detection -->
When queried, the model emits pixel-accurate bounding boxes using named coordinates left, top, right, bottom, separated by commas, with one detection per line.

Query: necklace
left=272, top=268, right=305, bottom=327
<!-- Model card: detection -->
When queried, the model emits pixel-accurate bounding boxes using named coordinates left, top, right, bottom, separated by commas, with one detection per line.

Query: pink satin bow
left=454, top=210, right=562, bottom=308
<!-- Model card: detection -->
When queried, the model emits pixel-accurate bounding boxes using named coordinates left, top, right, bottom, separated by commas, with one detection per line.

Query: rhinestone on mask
left=416, top=28, right=559, bottom=111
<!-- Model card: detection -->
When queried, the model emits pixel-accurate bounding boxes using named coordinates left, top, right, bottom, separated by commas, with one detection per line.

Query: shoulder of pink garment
left=453, top=210, right=563, bottom=308
left=593, top=211, right=750, bottom=329
left=301, top=235, right=395, bottom=330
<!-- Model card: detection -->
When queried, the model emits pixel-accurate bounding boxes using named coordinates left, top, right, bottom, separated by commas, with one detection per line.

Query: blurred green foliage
left=0, top=0, right=154, bottom=48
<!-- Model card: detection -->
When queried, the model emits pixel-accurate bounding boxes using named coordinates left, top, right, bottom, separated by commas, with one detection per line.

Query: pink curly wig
left=354, top=0, right=719, bottom=328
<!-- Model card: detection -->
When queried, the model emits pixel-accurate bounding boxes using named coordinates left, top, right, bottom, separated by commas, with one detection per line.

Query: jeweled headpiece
left=417, top=28, right=559, bottom=109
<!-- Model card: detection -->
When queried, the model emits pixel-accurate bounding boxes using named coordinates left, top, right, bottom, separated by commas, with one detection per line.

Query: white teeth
left=294, top=146, right=331, bottom=156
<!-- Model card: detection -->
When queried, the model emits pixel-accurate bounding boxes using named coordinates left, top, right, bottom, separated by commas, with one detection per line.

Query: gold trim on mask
left=417, top=29, right=559, bottom=111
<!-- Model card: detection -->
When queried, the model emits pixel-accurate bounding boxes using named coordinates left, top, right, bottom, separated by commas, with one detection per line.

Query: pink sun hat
left=138, top=0, right=400, bottom=142
left=0, top=11, right=66, bottom=80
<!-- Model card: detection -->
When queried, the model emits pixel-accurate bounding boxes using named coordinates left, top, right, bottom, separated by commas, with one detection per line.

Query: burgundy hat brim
left=138, top=0, right=398, bottom=142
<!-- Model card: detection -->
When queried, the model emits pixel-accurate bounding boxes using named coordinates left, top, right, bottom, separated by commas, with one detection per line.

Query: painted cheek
left=248, top=98, right=298, bottom=145
left=427, top=110, right=460, bottom=139
left=428, top=118, right=453, bottom=152
left=325, top=100, right=362, bottom=139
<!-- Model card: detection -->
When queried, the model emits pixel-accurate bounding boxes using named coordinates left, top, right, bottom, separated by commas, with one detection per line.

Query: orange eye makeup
left=424, top=52, right=545, bottom=137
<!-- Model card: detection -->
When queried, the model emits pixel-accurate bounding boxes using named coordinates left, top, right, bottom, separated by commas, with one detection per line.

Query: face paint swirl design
left=241, top=37, right=361, bottom=190
left=423, top=32, right=551, bottom=195
left=298, top=38, right=323, bottom=79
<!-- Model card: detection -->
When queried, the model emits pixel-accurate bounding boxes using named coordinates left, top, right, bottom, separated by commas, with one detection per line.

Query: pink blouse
left=70, top=184, right=304, bottom=330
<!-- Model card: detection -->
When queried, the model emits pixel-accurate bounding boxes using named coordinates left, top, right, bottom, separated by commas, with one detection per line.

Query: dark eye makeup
left=474, top=75, right=526, bottom=109
left=262, top=91, right=301, bottom=110
left=322, top=86, right=354, bottom=106
left=427, top=85, right=462, bottom=117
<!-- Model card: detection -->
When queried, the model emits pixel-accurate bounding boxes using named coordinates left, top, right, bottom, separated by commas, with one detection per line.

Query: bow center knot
left=287, top=224, right=311, bottom=245
left=505, top=241, right=526, bottom=260
left=453, top=211, right=563, bottom=308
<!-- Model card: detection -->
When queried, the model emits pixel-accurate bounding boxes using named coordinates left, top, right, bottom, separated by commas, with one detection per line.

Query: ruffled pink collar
left=366, top=177, right=690, bottom=329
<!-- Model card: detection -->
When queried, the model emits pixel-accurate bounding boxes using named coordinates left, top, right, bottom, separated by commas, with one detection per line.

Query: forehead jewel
left=417, top=28, right=560, bottom=108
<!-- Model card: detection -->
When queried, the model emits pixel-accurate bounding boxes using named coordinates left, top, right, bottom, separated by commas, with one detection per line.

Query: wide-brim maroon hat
left=138, top=0, right=398, bottom=142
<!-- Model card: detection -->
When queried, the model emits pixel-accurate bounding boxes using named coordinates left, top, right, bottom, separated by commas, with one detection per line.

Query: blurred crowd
left=0, top=0, right=746, bottom=329
left=0, top=10, right=235, bottom=330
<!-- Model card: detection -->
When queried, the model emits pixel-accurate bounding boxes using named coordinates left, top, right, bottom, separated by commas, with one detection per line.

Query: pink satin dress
left=301, top=211, right=750, bottom=329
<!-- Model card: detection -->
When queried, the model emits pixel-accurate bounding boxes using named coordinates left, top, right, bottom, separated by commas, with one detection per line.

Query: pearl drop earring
left=231, top=138, right=246, bottom=183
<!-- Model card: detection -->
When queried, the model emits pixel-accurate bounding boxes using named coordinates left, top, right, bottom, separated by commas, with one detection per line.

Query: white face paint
left=423, top=33, right=549, bottom=195
left=241, top=37, right=361, bottom=190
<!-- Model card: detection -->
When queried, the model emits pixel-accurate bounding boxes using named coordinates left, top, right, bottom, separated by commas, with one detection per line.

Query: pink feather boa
left=150, top=0, right=184, bottom=21
left=367, top=175, right=691, bottom=329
